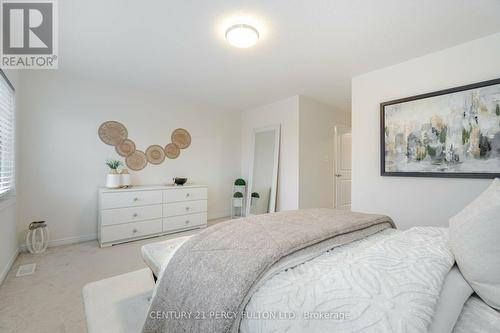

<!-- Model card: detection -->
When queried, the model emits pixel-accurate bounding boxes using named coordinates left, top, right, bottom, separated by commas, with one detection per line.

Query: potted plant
left=105, top=160, right=122, bottom=188
left=234, top=178, right=246, bottom=194
left=234, top=178, right=246, bottom=186
left=233, top=191, right=244, bottom=207
left=251, top=192, right=260, bottom=206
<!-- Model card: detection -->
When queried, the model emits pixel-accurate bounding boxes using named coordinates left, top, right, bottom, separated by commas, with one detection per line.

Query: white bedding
left=453, top=295, right=500, bottom=333
left=143, top=227, right=499, bottom=332
left=240, top=227, right=454, bottom=333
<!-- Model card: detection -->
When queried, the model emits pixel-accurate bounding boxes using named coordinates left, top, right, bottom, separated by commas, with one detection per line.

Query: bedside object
left=98, top=185, right=207, bottom=247
left=173, top=177, right=187, bottom=186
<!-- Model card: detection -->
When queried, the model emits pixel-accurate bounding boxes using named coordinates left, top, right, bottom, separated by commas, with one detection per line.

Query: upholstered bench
left=82, top=268, right=154, bottom=333
left=83, top=236, right=191, bottom=332
left=140, top=235, right=192, bottom=277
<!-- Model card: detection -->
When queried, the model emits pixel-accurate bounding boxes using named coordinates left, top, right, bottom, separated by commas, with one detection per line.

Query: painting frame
left=380, top=77, right=500, bottom=179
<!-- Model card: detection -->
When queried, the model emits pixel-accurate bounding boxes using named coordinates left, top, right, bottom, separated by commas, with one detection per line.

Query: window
left=0, top=70, right=15, bottom=198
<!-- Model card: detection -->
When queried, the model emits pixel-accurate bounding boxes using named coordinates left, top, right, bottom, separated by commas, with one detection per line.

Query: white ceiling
left=60, top=0, right=500, bottom=112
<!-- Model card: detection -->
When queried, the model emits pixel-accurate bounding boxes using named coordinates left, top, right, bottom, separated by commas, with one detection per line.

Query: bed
left=141, top=219, right=500, bottom=332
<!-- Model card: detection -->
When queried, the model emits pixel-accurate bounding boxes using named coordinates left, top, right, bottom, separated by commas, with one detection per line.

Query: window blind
left=0, top=71, right=15, bottom=198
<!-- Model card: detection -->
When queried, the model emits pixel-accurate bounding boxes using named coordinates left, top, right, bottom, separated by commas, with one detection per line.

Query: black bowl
left=173, top=177, right=187, bottom=186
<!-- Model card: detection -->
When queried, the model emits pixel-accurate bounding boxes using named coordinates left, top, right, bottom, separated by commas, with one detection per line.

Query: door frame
left=333, top=125, right=351, bottom=209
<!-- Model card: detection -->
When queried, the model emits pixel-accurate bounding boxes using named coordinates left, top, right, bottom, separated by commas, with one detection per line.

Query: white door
left=334, top=126, right=352, bottom=210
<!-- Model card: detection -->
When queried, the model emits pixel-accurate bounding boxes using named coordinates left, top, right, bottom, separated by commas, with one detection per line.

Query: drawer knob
left=133, top=197, right=139, bottom=202
left=185, top=220, right=190, bottom=224
left=186, top=193, right=190, bottom=197
left=185, top=207, right=190, bottom=211
left=133, top=213, right=138, bottom=217
left=132, top=228, right=138, bottom=233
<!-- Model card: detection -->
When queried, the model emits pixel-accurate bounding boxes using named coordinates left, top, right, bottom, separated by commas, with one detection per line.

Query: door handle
left=335, top=174, right=341, bottom=177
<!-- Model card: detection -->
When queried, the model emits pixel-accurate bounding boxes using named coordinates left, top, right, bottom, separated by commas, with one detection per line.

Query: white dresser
left=98, top=185, right=208, bottom=247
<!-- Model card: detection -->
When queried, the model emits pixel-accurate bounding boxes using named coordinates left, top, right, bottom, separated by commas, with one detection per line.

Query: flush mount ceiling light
left=225, top=24, right=259, bottom=48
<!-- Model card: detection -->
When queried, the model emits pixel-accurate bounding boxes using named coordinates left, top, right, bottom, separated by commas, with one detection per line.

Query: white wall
left=298, top=96, right=351, bottom=209
left=352, top=32, right=500, bottom=229
left=0, top=70, right=19, bottom=284
left=241, top=96, right=299, bottom=211
left=17, top=71, right=241, bottom=246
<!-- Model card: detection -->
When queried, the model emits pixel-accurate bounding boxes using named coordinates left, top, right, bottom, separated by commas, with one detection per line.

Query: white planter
left=233, top=197, right=243, bottom=207
left=120, top=173, right=131, bottom=187
left=106, top=173, right=121, bottom=188
left=234, top=185, right=246, bottom=193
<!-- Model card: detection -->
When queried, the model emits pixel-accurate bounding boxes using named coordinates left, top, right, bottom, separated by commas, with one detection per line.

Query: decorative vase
left=26, top=221, right=49, bottom=254
left=106, top=169, right=121, bottom=188
left=120, top=169, right=131, bottom=188
left=233, top=197, right=243, bottom=207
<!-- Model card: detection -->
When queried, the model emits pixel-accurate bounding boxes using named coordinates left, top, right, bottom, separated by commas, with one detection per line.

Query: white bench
left=83, top=236, right=191, bottom=333
left=82, top=268, right=154, bottom=333
left=140, top=235, right=192, bottom=277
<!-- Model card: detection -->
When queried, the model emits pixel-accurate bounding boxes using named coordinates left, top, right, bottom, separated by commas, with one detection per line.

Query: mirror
left=246, top=125, right=280, bottom=216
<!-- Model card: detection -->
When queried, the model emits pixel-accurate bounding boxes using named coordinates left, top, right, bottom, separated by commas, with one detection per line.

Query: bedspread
left=241, top=227, right=454, bottom=333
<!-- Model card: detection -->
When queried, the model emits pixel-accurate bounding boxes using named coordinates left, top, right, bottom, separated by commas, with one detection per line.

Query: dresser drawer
left=164, top=200, right=207, bottom=217
left=101, top=204, right=162, bottom=226
left=163, top=213, right=207, bottom=231
left=101, top=190, right=162, bottom=209
left=101, top=219, right=162, bottom=243
left=163, top=187, right=207, bottom=203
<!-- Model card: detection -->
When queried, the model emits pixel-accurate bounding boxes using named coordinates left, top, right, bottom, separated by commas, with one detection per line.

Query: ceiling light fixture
left=225, top=24, right=259, bottom=48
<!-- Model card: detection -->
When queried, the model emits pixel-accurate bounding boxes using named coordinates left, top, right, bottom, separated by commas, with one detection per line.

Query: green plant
left=234, top=178, right=246, bottom=186
left=251, top=192, right=260, bottom=198
left=233, top=192, right=243, bottom=198
left=106, top=160, right=122, bottom=170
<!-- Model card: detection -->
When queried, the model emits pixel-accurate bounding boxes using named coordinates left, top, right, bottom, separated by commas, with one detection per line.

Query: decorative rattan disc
left=98, top=121, right=128, bottom=146
left=145, top=145, right=165, bottom=164
left=115, top=139, right=136, bottom=157
left=126, top=150, right=147, bottom=171
left=171, top=128, right=191, bottom=149
left=164, top=143, right=180, bottom=159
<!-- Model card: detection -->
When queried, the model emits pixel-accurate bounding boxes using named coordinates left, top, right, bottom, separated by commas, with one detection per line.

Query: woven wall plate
left=164, top=143, right=180, bottom=159
left=98, top=121, right=128, bottom=146
left=126, top=150, right=148, bottom=171
left=115, top=139, right=136, bottom=157
left=145, top=145, right=165, bottom=164
left=171, top=128, right=191, bottom=149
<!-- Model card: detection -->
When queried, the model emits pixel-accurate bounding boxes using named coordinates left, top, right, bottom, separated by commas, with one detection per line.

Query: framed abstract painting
left=381, top=78, right=500, bottom=178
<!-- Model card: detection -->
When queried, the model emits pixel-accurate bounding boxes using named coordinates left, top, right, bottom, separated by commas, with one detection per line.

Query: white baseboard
left=19, top=233, right=97, bottom=253
left=0, top=248, right=19, bottom=285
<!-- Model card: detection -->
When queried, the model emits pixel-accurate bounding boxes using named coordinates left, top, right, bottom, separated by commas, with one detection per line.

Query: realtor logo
left=1, top=0, right=58, bottom=69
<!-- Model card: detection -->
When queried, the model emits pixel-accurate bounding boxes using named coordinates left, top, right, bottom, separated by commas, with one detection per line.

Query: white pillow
left=449, top=178, right=500, bottom=310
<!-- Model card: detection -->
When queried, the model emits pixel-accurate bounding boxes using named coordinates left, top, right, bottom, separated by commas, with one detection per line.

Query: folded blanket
left=142, top=208, right=394, bottom=333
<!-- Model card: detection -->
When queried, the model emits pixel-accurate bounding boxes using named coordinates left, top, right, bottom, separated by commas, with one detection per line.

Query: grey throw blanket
left=143, top=208, right=395, bottom=333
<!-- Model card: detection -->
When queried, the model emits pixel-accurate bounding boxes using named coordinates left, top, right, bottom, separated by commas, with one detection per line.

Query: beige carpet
left=0, top=218, right=228, bottom=333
